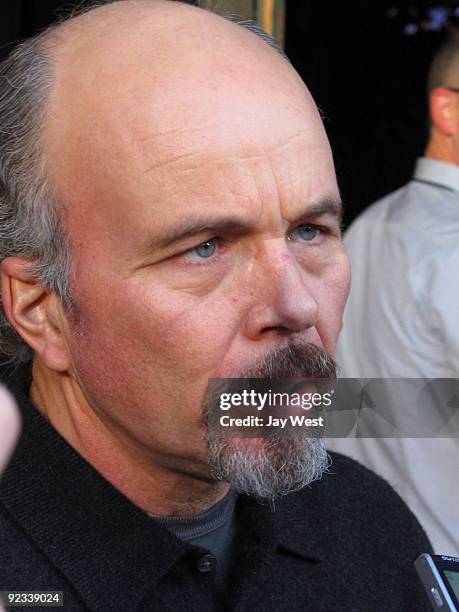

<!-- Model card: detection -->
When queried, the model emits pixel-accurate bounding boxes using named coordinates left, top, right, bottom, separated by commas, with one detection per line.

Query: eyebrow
left=153, top=197, right=343, bottom=250
left=301, top=198, right=343, bottom=224
left=155, top=218, right=246, bottom=249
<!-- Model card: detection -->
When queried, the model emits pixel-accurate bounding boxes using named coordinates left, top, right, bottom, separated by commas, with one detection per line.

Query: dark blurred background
left=0, top=0, right=456, bottom=225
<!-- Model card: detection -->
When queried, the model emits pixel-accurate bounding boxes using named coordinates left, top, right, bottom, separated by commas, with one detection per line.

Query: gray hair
left=0, top=28, right=72, bottom=364
left=224, top=16, right=288, bottom=61
left=205, top=341, right=336, bottom=500
left=208, top=433, right=330, bottom=502
left=0, top=0, right=287, bottom=364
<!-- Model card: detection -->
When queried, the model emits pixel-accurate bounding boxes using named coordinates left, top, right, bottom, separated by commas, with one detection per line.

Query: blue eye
left=293, top=224, right=320, bottom=242
left=185, top=238, right=217, bottom=261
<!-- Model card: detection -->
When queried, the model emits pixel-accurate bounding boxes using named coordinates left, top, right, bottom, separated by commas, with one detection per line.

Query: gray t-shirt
left=157, top=489, right=237, bottom=593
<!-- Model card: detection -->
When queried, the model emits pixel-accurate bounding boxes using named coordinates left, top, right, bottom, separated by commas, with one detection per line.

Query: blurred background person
left=330, top=32, right=459, bottom=556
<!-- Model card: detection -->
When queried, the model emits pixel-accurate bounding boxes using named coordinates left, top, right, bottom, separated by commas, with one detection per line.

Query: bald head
left=46, top=0, right=293, bottom=118
left=41, top=0, right=323, bottom=254
left=44, top=0, right=309, bottom=191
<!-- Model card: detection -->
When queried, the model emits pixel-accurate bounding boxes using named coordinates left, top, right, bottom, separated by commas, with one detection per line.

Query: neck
left=425, top=132, right=459, bottom=166
left=29, top=358, right=229, bottom=517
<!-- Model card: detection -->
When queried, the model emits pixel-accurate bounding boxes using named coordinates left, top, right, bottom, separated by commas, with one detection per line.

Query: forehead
left=59, top=106, right=333, bottom=252
left=43, top=18, right=337, bottom=258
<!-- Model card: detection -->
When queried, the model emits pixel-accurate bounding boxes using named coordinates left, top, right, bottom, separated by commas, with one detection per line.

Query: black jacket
left=0, top=365, right=432, bottom=612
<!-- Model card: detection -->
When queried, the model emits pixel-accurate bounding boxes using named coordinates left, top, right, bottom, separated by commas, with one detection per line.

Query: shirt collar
left=413, top=157, right=459, bottom=193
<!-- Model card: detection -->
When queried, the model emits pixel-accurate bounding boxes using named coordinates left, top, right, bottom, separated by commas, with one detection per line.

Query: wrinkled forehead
left=46, top=66, right=329, bottom=199
left=41, top=4, right=336, bottom=250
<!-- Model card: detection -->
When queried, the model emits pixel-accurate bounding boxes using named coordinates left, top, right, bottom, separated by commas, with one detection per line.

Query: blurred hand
left=0, top=385, right=20, bottom=473
left=0, top=385, right=20, bottom=611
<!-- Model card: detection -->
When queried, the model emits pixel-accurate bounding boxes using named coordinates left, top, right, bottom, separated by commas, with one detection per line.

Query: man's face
left=45, top=18, right=350, bottom=481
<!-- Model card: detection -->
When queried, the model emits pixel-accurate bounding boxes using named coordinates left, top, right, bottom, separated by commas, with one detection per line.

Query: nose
left=243, top=244, right=319, bottom=341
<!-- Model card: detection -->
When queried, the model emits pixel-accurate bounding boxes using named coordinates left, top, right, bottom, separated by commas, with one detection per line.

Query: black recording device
left=415, top=554, right=459, bottom=611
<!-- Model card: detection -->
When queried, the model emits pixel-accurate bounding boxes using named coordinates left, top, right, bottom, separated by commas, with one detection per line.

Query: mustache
left=229, top=342, right=337, bottom=380
left=202, top=342, right=337, bottom=423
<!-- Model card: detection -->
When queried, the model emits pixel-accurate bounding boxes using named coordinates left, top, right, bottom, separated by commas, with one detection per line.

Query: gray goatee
left=204, top=342, right=336, bottom=502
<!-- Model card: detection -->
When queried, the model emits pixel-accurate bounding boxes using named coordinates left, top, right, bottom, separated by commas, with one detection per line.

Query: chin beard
left=204, top=341, right=336, bottom=501
left=207, top=432, right=330, bottom=501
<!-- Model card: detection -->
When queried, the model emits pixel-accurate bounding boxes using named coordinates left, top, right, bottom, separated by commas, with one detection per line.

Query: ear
left=429, top=87, right=459, bottom=136
left=0, top=257, right=71, bottom=371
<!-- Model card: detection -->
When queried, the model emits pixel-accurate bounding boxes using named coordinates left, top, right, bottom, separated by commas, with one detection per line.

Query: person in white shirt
left=330, top=32, right=459, bottom=556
